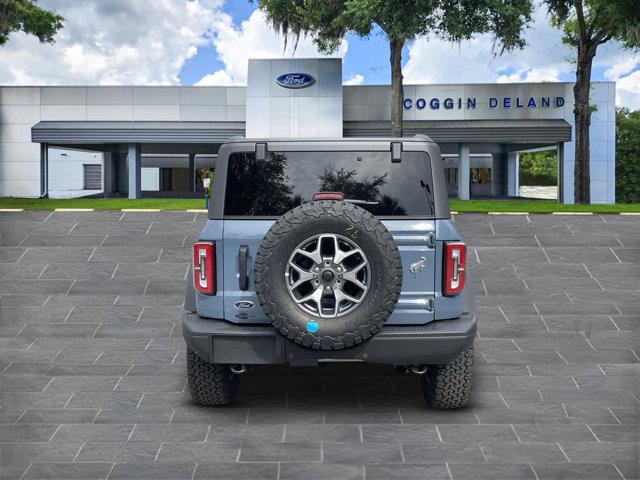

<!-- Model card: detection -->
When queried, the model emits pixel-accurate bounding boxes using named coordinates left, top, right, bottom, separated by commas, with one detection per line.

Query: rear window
left=223, top=150, right=434, bottom=217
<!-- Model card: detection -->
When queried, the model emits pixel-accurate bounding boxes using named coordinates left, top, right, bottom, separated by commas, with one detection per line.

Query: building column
left=188, top=153, right=196, bottom=192
left=457, top=143, right=470, bottom=200
left=103, top=152, right=113, bottom=196
left=507, top=151, right=519, bottom=197
left=557, top=142, right=565, bottom=203
left=491, top=151, right=507, bottom=197
left=127, top=144, right=141, bottom=199
left=40, top=143, right=49, bottom=198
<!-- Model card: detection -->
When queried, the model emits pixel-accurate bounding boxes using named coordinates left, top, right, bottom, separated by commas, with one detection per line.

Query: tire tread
left=422, top=347, right=474, bottom=409
left=186, top=348, right=239, bottom=406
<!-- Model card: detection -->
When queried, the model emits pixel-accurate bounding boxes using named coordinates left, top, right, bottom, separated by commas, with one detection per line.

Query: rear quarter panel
left=434, top=218, right=473, bottom=319
left=194, top=220, right=225, bottom=319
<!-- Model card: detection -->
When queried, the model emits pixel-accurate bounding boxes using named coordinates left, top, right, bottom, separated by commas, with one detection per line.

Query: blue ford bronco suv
left=183, top=135, right=476, bottom=409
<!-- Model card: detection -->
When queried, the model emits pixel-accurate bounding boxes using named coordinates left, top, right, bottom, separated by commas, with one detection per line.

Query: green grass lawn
left=448, top=199, right=640, bottom=213
left=0, top=198, right=207, bottom=210
left=1, top=197, right=639, bottom=213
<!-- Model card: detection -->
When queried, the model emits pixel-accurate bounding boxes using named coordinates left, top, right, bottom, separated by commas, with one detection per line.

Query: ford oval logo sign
left=234, top=300, right=254, bottom=309
left=276, top=72, right=315, bottom=89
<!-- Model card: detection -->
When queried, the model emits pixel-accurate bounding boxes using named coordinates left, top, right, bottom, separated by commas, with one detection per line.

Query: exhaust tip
left=230, top=364, right=248, bottom=375
left=410, top=365, right=428, bottom=375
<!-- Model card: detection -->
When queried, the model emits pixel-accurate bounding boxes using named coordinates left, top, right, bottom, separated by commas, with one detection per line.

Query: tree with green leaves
left=257, top=0, right=532, bottom=137
left=615, top=107, right=640, bottom=203
left=0, top=0, right=63, bottom=46
left=519, top=150, right=558, bottom=186
left=544, top=0, right=640, bottom=204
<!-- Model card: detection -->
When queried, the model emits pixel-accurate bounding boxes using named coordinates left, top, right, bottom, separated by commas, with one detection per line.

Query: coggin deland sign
left=403, top=95, right=565, bottom=110
left=275, top=70, right=567, bottom=112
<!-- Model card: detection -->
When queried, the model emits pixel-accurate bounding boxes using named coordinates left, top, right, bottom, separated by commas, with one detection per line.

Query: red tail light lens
left=193, top=242, right=216, bottom=295
left=443, top=242, right=466, bottom=296
left=312, top=192, right=344, bottom=201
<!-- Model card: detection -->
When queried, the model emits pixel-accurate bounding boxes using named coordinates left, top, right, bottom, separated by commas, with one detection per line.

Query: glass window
left=224, top=150, right=434, bottom=217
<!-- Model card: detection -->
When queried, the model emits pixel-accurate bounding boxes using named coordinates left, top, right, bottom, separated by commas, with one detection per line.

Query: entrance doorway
left=518, top=148, right=558, bottom=200
left=443, top=154, right=495, bottom=198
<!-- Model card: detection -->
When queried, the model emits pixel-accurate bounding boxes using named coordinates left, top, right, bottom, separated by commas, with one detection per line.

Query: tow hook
left=230, top=364, right=249, bottom=375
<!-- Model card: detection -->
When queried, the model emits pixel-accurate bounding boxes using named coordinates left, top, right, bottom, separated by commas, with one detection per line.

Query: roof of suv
left=224, top=134, right=435, bottom=144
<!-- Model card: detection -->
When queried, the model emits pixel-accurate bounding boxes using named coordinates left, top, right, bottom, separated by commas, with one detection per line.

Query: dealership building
left=0, top=58, right=616, bottom=203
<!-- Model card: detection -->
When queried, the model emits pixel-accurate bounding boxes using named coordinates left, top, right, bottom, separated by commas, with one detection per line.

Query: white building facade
left=0, top=58, right=616, bottom=203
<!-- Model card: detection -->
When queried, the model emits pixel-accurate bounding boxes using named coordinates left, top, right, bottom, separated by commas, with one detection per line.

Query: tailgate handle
left=238, top=245, right=249, bottom=291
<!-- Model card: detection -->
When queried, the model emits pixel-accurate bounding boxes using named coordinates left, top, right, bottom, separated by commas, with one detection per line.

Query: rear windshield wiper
left=344, top=199, right=379, bottom=206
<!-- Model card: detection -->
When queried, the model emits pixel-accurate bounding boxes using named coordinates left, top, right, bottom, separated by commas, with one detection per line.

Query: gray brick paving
left=0, top=211, right=638, bottom=479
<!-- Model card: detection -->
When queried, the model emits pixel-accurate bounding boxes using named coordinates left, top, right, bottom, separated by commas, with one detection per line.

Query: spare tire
left=254, top=200, right=402, bottom=350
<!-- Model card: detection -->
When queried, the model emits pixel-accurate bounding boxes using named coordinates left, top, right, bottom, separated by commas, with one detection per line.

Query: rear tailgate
left=382, top=220, right=435, bottom=324
left=221, top=220, right=272, bottom=323
left=220, top=218, right=435, bottom=325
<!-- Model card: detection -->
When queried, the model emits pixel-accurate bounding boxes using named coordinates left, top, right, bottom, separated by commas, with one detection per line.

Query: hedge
left=616, top=108, right=640, bottom=203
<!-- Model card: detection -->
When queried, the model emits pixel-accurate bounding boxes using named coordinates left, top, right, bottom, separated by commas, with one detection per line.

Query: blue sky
left=180, top=28, right=401, bottom=86
left=179, top=0, right=254, bottom=85
left=178, top=1, right=404, bottom=86
left=178, top=0, right=617, bottom=87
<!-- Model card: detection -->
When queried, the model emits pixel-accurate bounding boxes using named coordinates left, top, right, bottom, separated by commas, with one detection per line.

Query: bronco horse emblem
left=409, top=257, right=428, bottom=277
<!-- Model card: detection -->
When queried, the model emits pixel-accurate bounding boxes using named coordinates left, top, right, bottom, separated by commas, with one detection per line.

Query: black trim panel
left=182, top=313, right=476, bottom=367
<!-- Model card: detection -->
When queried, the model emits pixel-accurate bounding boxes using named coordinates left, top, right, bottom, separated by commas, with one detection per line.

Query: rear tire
left=422, top=347, right=474, bottom=409
left=186, top=347, right=239, bottom=406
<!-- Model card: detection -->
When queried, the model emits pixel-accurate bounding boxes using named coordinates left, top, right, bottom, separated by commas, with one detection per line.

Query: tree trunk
left=573, top=46, right=595, bottom=204
left=390, top=37, right=404, bottom=137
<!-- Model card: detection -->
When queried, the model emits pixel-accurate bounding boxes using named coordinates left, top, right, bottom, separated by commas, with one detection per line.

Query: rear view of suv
left=183, top=135, right=476, bottom=409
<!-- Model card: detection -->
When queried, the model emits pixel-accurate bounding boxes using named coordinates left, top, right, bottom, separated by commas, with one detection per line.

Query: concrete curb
left=54, top=208, right=94, bottom=212
left=1, top=208, right=638, bottom=216
left=120, top=208, right=162, bottom=212
left=552, top=211, right=593, bottom=215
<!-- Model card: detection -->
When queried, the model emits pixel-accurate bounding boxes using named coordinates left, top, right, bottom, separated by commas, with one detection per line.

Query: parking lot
left=0, top=210, right=638, bottom=480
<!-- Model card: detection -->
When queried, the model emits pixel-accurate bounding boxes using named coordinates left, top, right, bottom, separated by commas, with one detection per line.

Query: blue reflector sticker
left=306, top=321, right=318, bottom=333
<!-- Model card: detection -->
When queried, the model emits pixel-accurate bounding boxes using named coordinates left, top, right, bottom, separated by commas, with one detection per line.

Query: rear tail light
left=193, top=242, right=216, bottom=295
left=443, top=242, right=466, bottom=296
left=312, top=192, right=344, bottom=201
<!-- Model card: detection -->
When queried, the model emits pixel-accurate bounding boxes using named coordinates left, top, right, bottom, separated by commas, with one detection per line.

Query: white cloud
left=497, top=67, right=561, bottom=83
left=0, top=1, right=637, bottom=110
left=343, top=73, right=364, bottom=85
left=0, top=0, right=224, bottom=85
left=402, top=8, right=640, bottom=108
left=616, top=70, right=640, bottom=110
left=604, top=54, right=639, bottom=81
left=403, top=10, right=571, bottom=85
left=195, top=70, right=238, bottom=86
left=196, top=9, right=348, bottom=86
left=0, top=2, right=346, bottom=87
left=600, top=53, right=640, bottom=108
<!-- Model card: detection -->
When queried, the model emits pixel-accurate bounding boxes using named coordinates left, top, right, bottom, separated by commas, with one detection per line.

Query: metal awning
left=32, top=121, right=246, bottom=144
left=32, top=119, right=571, bottom=145
left=344, top=119, right=572, bottom=144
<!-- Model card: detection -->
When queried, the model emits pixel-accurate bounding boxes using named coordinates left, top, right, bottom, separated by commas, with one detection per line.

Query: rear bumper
left=183, top=313, right=476, bottom=367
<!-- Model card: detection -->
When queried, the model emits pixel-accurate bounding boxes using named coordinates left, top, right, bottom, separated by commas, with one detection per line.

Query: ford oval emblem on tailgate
left=234, top=300, right=254, bottom=309
left=275, top=72, right=315, bottom=89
